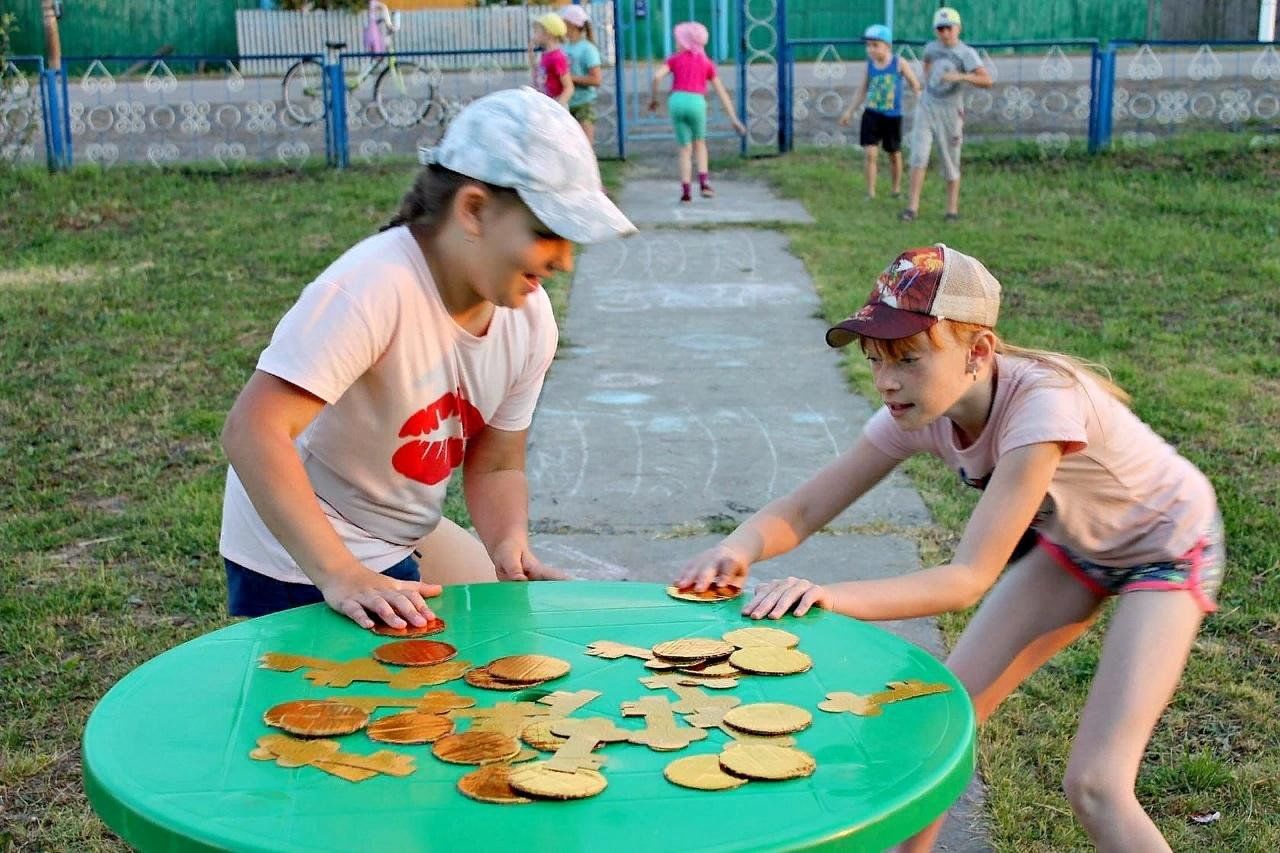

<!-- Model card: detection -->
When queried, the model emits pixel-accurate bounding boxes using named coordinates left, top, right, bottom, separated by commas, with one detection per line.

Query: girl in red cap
left=676, top=244, right=1223, bottom=851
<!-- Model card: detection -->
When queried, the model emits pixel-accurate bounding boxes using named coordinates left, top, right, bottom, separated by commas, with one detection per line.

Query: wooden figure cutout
left=336, top=690, right=475, bottom=714
left=251, top=734, right=415, bottom=781
left=819, top=679, right=951, bottom=717
left=543, top=717, right=631, bottom=773
left=536, top=689, right=601, bottom=718
left=586, top=641, right=654, bottom=660
left=259, top=651, right=470, bottom=689
left=452, top=701, right=551, bottom=737
left=639, top=673, right=741, bottom=716
left=622, top=696, right=709, bottom=751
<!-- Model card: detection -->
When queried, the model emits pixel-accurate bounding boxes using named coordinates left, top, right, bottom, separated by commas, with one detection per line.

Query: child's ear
left=451, top=185, right=488, bottom=240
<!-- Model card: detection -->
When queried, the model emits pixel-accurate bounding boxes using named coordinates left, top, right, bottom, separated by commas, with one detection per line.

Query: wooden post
left=42, top=0, right=62, bottom=70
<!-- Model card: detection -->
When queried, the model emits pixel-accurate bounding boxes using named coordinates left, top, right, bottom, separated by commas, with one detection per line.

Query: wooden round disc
left=463, top=667, right=546, bottom=691
left=664, top=753, right=750, bottom=791
left=520, top=719, right=569, bottom=752
left=372, top=639, right=458, bottom=667
left=263, top=700, right=369, bottom=737
left=432, top=731, right=522, bottom=765
left=366, top=710, right=455, bottom=744
left=721, top=703, right=813, bottom=736
left=728, top=646, right=812, bottom=676
left=415, top=690, right=475, bottom=713
left=457, top=764, right=533, bottom=804
left=666, top=585, right=743, bottom=603
left=507, top=763, right=607, bottom=800
left=370, top=617, right=447, bottom=638
left=722, top=626, right=800, bottom=649
left=486, top=655, right=571, bottom=684
left=651, top=638, right=736, bottom=662
left=719, top=744, right=816, bottom=781
left=678, top=660, right=739, bottom=677
left=642, top=658, right=681, bottom=670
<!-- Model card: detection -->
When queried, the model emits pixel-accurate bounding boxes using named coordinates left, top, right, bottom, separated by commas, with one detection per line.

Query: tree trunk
left=42, top=0, right=61, bottom=70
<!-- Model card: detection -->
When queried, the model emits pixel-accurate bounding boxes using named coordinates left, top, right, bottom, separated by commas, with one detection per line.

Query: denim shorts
left=224, top=555, right=420, bottom=618
left=1039, top=515, right=1226, bottom=613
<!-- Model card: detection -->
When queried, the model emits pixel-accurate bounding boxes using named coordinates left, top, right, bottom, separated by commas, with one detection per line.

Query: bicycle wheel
left=282, top=58, right=326, bottom=125
left=375, top=61, right=442, bottom=128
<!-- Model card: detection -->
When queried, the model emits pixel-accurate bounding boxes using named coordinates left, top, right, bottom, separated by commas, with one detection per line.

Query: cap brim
left=518, top=185, right=637, bottom=244
left=826, top=304, right=938, bottom=348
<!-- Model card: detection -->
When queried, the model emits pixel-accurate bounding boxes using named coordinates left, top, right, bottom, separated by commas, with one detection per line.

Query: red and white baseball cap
left=826, top=244, right=1001, bottom=346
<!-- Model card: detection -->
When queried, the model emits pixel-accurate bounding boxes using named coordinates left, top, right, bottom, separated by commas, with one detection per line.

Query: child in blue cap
left=839, top=24, right=922, bottom=200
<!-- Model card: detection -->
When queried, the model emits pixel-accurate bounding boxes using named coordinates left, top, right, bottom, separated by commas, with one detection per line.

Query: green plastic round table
left=83, top=581, right=974, bottom=852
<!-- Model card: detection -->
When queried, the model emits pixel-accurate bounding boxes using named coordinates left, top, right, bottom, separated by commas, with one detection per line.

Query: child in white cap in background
left=559, top=5, right=603, bottom=149
left=901, top=6, right=991, bottom=222
left=677, top=245, right=1224, bottom=852
left=647, top=21, right=747, bottom=203
left=529, top=13, right=574, bottom=107
left=838, top=24, right=921, bottom=200
left=220, top=88, right=635, bottom=630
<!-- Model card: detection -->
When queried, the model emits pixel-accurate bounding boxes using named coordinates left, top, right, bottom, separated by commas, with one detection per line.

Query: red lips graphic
left=392, top=389, right=486, bottom=486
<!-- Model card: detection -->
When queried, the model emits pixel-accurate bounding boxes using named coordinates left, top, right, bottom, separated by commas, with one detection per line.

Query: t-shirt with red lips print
left=219, top=226, right=558, bottom=584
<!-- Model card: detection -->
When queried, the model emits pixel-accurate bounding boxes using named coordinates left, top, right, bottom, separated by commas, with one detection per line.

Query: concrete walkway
left=526, top=168, right=991, bottom=852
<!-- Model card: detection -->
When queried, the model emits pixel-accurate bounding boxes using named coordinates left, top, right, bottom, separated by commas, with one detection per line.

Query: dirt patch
left=0, top=265, right=98, bottom=291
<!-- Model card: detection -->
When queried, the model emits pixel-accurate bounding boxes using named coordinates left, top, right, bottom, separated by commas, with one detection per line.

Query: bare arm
left=221, top=371, right=439, bottom=627
left=677, top=436, right=901, bottom=589
left=648, top=65, right=671, bottom=111
left=463, top=426, right=564, bottom=580
left=710, top=76, right=747, bottom=134
left=967, top=65, right=993, bottom=88
left=557, top=72, right=574, bottom=106
left=572, top=65, right=603, bottom=87
left=744, top=442, right=1065, bottom=620
left=900, top=60, right=923, bottom=95
left=839, top=76, right=869, bottom=123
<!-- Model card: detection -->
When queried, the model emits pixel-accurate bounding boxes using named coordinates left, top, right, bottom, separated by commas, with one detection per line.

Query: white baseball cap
left=933, top=7, right=962, bottom=28
left=418, top=87, right=635, bottom=244
left=559, top=5, right=589, bottom=28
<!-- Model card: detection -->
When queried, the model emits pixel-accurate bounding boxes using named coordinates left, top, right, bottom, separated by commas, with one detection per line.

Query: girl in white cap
left=220, top=88, right=635, bottom=630
left=647, top=21, right=746, bottom=203
left=559, top=5, right=603, bottom=148
left=676, top=244, right=1223, bottom=851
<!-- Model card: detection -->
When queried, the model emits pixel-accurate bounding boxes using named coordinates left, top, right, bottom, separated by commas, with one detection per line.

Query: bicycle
left=281, top=2, right=446, bottom=129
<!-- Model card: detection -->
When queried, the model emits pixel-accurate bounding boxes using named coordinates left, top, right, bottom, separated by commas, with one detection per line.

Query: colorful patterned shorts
left=1039, top=515, right=1225, bottom=613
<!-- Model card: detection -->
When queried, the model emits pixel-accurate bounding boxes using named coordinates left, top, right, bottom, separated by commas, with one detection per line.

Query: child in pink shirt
left=647, top=21, right=745, bottom=202
left=529, top=13, right=573, bottom=106
left=675, top=244, right=1223, bottom=851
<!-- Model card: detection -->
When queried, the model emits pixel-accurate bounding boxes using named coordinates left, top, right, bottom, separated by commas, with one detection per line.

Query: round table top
left=83, top=581, right=974, bottom=852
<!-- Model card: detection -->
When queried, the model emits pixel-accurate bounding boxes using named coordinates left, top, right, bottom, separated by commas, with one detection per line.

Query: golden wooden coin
left=651, top=638, right=735, bottom=662
left=520, top=719, right=569, bottom=752
left=366, top=710, right=455, bottom=744
left=263, top=700, right=370, bottom=737
left=663, top=753, right=750, bottom=791
left=486, top=654, right=571, bottom=684
left=719, top=743, right=816, bottom=781
left=678, top=660, right=739, bottom=677
left=728, top=646, right=812, bottom=676
left=432, top=731, right=522, bottom=765
left=507, top=763, right=608, bottom=800
left=722, top=626, right=800, bottom=649
left=371, top=617, right=447, bottom=638
left=666, top=585, right=743, bottom=603
left=721, top=703, right=813, bottom=736
left=387, top=659, right=471, bottom=689
left=457, top=764, right=534, bottom=805
left=372, top=639, right=458, bottom=667
left=643, top=658, right=681, bottom=670
left=463, top=666, right=546, bottom=691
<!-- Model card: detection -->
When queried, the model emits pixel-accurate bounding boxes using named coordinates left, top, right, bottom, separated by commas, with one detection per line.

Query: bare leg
left=579, top=120, right=595, bottom=148
left=897, top=548, right=1104, bottom=852
left=678, top=144, right=693, bottom=185
left=1063, top=591, right=1203, bottom=851
left=413, top=517, right=496, bottom=584
left=889, top=151, right=903, bottom=194
left=863, top=145, right=879, bottom=198
left=694, top=139, right=709, bottom=176
left=945, top=178, right=961, bottom=216
left=906, top=166, right=927, bottom=213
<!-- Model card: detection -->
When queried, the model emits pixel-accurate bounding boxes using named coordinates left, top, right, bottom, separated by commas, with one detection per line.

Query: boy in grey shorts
left=900, top=7, right=991, bottom=222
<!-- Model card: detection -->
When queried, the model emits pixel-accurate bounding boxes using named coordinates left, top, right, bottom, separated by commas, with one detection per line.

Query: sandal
left=898, top=208, right=917, bottom=222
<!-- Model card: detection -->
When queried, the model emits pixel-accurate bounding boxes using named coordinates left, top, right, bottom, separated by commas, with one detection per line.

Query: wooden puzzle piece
left=536, top=689, right=601, bottom=718
left=258, top=653, right=335, bottom=672
left=622, top=696, right=709, bottom=751
left=251, top=734, right=415, bottom=781
left=586, top=641, right=654, bottom=660
left=259, top=651, right=470, bottom=689
left=452, top=701, right=550, bottom=737
left=818, top=679, right=952, bottom=717
left=544, top=717, right=631, bottom=773
left=385, top=660, right=472, bottom=689
left=323, top=691, right=474, bottom=714
left=639, top=673, right=741, bottom=716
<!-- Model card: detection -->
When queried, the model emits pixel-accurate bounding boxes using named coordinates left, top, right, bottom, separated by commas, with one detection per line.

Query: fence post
left=322, top=53, right=349, bottom=169
left=776, top=0, right=789, bottom=152
left=39, top=68, right=70, bottom=172
left=1095, top=44, right=1116, bottom=152
left=613, top=0, right=627, bottom=159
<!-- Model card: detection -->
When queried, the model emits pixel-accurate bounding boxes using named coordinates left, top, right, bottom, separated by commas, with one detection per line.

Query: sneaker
left=680, top=190, right=692, bottom=204
left=700, top=184, right=715, bottom=199
left=943, top=211, right=960, bottom=222
left=899, top=208, right=917, bottom=222
left=891, top=190, right=902, bottom=199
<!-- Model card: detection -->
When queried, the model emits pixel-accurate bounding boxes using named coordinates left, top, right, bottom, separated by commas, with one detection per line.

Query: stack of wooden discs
left=464, top=654, right=572, bottom=691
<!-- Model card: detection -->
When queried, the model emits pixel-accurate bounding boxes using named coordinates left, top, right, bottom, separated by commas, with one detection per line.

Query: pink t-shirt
left=667, top=50, right=717, bottom=94
left=863, top=355, right=1217, bottom=566
left=540, top=48, right=570, bottom=98
left=220, top=227, right=558, bottom=583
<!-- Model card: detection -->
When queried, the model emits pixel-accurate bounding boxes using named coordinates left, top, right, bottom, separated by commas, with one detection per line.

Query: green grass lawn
left=745, top=136, right=1280, bottom=850
left=1, top=140, right=1277, bottom=850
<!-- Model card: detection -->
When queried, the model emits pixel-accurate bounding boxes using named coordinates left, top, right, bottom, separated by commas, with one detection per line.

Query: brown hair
left=579, top=20, right=596, bottom=43
left=859, top=320, right=1131, bottom=404
left=380, top=163, right=520, bottom=233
